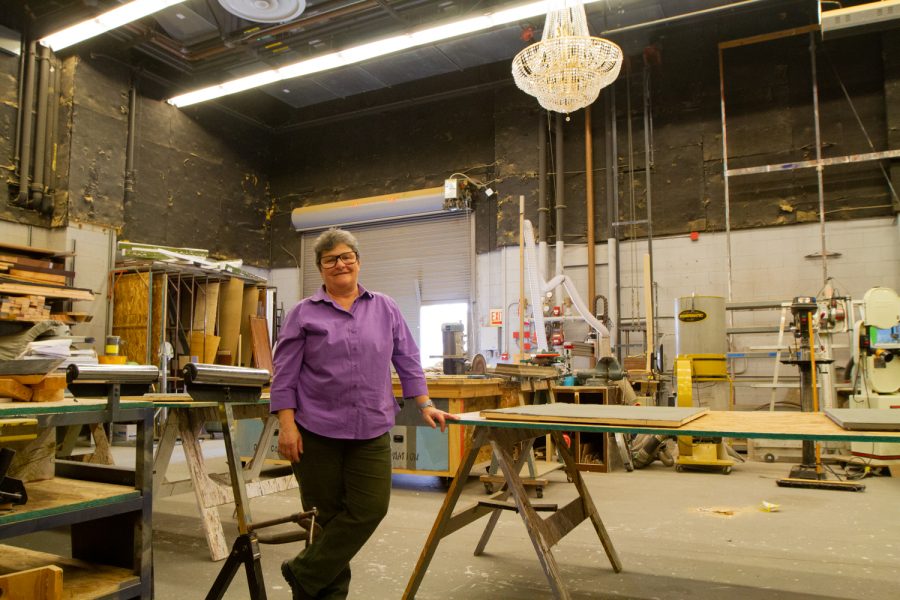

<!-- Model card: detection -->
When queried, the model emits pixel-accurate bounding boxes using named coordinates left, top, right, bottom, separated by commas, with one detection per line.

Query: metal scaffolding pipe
left=554, top=113, right=565, bottom=305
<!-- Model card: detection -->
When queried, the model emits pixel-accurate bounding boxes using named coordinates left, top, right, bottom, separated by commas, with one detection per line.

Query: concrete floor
left=11, top=440, right=900, bottom=599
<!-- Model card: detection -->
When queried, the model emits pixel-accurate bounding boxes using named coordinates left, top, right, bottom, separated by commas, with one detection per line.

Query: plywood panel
left=192, top=282, right=220, bottom=333
left=825, top=408, right=900, bottom=431
left=216, top=278, right=244, bottom=365
left=112, top=272, right=164, bottom=364
left=249, top=316, right=273, bottom=375
left=239, top=286, right=261, bottom=367
left=189, top=332, right=220, bottom=364
left=481, top=404, right=709, bottom=427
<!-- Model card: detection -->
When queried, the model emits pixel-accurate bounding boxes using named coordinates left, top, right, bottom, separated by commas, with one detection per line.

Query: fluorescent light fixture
left=40, top=0, right=188, bottom=52
left=168, top=0, right=604, bottom=107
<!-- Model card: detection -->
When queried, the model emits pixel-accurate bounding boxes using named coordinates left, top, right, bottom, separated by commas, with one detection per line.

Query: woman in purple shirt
left=272, top=227, right=457, bottom=599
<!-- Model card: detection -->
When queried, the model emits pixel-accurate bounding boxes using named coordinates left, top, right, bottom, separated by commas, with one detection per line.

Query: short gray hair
left=314, top=228, right=360, bottom=266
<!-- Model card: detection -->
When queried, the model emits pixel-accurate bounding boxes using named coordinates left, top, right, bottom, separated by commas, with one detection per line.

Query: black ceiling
left=2, top=0, right=826, bottom=130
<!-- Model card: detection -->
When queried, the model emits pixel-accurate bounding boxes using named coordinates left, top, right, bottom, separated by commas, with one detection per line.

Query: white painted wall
left=474, top=216, right=900, bottom=407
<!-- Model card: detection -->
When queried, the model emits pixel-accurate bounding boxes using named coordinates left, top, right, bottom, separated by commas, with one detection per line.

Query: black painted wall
left=1, top=52, right=271, bottom=265
left=2, top=24, right=896, bottom=270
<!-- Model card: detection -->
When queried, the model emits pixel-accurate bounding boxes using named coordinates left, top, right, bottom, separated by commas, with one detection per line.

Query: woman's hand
left=419, top=405, right=460, bottom=432
left=277, top=409, right=303, bottom=463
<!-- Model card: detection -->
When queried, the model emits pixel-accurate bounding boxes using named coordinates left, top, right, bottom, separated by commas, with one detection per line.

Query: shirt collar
left=310, top=284, right=373, bottom=304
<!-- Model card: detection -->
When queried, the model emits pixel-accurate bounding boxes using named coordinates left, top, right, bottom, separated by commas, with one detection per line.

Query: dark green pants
left=285, top=427, right=392, bottom=599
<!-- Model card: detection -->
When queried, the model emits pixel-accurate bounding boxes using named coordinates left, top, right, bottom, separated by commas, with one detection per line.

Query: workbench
left=403, top=409, right=900, bottom=600
left=143, top=394, right=297, bottom=562
left=0, top=397, right=154, bottom=599
left=390, top=376, right=509, bottom=478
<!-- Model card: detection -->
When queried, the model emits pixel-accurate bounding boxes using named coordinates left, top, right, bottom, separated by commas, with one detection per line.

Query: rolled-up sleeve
left=270, top=303, right=305, bottom=414
left=389, top=300, right=428, bottom=398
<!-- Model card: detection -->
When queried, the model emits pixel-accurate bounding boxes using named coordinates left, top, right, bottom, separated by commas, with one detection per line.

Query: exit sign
left=489, top=309, right=503, bottom=327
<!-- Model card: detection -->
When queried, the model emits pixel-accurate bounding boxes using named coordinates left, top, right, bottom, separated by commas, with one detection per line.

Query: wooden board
left=216, top=277, right=244, bottom=366
left=480, top=404, right=709, bottom=427
left=0, top=546, right=136, bottom=600
left=489, top=363, right=559, bottom=379
left=112, top=271, right=164, bottom=364
left=189, top=331, right=220, bottom=364
left=0, top=283, right=93, bottom=301
left=239, top=286, right=261, bottom=367
left=0, top=359, right=64, bottom=377
left=30, top=374, right=67, bottom=402
left=825, top=408, right=900, bottom=431
left=192, top=282, right=220, bottom=333
left=0, top=478, right=138, bottom=526
left=0, top=379, right=33, bottom=401
left=0, top=564, right=63, bottom=600
left=249, top=315, right=273, bottom=375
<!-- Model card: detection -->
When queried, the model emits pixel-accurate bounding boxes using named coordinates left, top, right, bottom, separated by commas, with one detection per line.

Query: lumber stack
left=0, top=294, right=51, bottom=321
left=0, top=250, right=72, bottom=287
left=0, top=373, right=66, bottom=402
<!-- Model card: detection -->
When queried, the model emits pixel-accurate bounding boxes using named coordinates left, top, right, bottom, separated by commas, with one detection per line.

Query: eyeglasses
left=320, top=251, right=358, bottom=268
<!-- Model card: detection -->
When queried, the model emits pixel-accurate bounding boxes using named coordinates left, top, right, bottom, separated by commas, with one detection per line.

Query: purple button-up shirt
left=270, top=283, right=428, bottom=440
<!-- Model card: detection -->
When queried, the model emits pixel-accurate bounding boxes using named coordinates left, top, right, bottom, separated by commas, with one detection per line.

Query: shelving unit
left=110, top=258, right=267, bottom=393
left=0, top=397, right=153, bottom=599
left=0, top=242, right=93, bottom=328
left=551, top=385, right=621, bottom=472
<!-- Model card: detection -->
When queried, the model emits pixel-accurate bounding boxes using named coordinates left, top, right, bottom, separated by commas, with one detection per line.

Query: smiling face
left=318, top=243, right=360, bottom=295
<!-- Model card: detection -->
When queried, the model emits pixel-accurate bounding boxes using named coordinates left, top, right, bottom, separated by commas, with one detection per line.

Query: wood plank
left=481, top=404, right=709, bottom=427
left=0, top=478, right=139, bottom=526
left=192, top=281, right=220, bottom=333
left=0, top=359, right=64, bottom=377
left=216, top=277, right=244, bottom=366
left=30, top=374, right=67, bottom=402
left=0, top=242, right=72, bottom=258
left=239, top=286, right=261, bottom=367
left=9, top=268, right=67, bottom=286
left=189, top=331, right=220, bottom=364
left=0, top=545, right=136, bottom=600
left=0, top=282, right=93, bottom=301
left=490, top=363, right=559, bottom=378
left=249, top=315, right=273, bottom=375
left=824, top=408, right=900, bottom=431
left=0, top=378, right=33, bottom=401
left=0, top=564, right=63, bottom=600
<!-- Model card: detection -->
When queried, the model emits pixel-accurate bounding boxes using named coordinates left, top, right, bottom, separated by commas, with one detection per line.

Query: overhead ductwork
left=291, top=187, right=447, bottom=232
left=217, top=0, right=306, bottom=23
left=821, top=0, right=900, bottom=38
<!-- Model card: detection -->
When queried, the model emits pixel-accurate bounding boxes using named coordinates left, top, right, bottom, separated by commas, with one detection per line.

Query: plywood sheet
left=825, top=408, right=900, bottom=431
left=192, top=282, right=220, bottom=333
left=112, top=271, right=164, bottom=364
left=0, top=545, right=136, bottom=600
left=189, top=331, right=220, bottom=364
left=249, top=315, right=273, bottom=375
left=239, top=286, right=261, bottom=367
left=216, top=278, right=244, bottom=365
left=480, top=404, right=709, bottom=427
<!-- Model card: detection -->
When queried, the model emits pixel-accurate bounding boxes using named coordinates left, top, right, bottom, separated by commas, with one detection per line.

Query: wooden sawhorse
left=149, top=397, right=298, bottom=561
left=403, top=420, right=622, bottom=599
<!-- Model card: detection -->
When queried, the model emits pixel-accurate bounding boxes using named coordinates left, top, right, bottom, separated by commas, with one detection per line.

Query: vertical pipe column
left=554, top=113, right=565, bottom=307
left=538, top=113, right=549, bottom=279
left=30, top=44, right=51, bottom=209
left=809, top=32, right=828, bottom=283
left=518, top=196, right=526, bottom=360
left=718, top=44, right=733, bottom=303
left=124, top=81, right=138, bottom=206
left=17, top=41, right=37, bottom=205
left=585, top=106, right=596, bottom=312
left=605, top=86, right=620, bottom=358
left=42, top=55, right=61, bottom=213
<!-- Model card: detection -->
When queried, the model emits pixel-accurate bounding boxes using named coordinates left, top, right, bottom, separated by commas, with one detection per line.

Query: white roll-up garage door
left=301, top=213, right=472, bottom=340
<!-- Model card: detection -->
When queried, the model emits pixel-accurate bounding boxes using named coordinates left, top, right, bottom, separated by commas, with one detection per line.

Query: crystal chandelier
left=512, top=0, right=623, bottom=114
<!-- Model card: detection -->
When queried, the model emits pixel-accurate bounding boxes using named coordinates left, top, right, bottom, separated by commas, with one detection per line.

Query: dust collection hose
left=631, top=434, right=674, bottom=469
